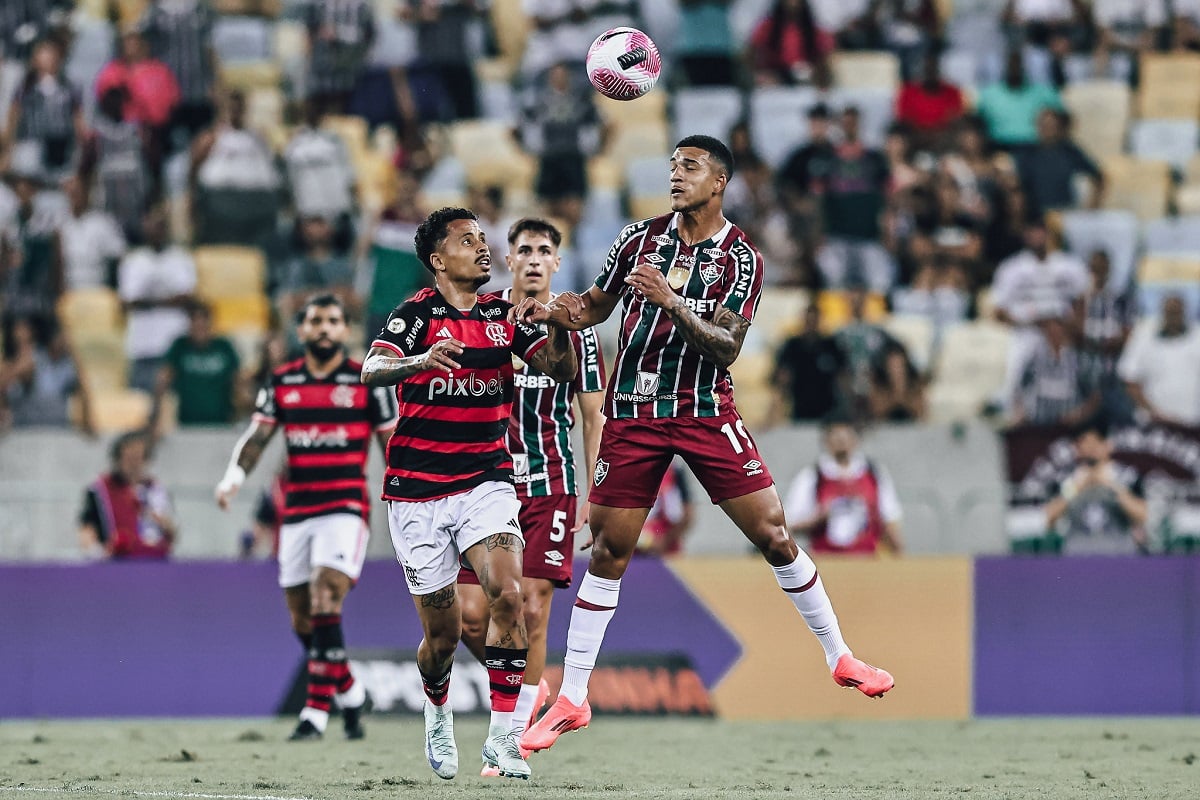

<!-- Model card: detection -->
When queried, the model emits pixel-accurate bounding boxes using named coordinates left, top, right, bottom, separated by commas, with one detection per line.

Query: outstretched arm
left=526, top=324, right=580, bottom=383
left=624, top=264, right=749, bottom=370
left=512, top=285, right=620, bottom=331
left=215, top=419, right=278, bottom=510
left=360, top=339, right=464, bottom=387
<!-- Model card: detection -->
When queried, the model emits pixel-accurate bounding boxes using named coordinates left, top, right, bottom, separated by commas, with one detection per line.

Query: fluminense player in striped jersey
left=516, top=135, right=895, bottom=754
left=455, top=218, right=606, bottom=777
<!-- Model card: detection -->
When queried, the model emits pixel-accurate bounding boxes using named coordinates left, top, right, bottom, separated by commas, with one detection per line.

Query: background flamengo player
left=359, top=207, right=579, bottom=781
left=456, top=217, right=606, bottom=775
left=517, top=135, right=895, bottom=755
left=214, top=293, right=398, bottom=742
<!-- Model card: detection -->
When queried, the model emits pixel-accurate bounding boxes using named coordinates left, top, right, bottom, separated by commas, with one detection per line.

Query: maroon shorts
left=458, top=493, right=577, bottom=588
left=589, top=410, right=775, bottom=508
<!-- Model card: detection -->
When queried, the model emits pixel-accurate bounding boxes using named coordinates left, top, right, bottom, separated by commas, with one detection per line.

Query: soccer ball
left=585, top=27, right=661, bottom=101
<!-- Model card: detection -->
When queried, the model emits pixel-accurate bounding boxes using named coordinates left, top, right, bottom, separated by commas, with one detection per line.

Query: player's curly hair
left=414, top=207, right=478, bottom=274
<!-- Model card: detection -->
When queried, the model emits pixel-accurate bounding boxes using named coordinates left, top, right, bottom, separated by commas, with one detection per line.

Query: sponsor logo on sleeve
left=387, top=317, right=406, bottom=334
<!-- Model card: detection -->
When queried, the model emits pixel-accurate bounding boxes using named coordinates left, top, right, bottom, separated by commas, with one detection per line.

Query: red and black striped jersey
left=595, top=213, right=764, bottom=419
left=371, top=288, right=549, bottom=502
left=253, top=356, right=398, bottom=524
left=502, top=289, right=606, bottom=498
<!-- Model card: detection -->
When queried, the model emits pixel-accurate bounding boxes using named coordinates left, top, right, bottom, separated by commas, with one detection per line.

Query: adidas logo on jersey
left=436, top=328, right=454, bottom=339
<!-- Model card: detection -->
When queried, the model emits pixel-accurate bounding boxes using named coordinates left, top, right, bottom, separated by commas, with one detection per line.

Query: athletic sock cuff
left=312, top=613, right=341, bottom=627
left=576, top=571, right=621, bottom=608
left=771, top=552, right=818, bottom=591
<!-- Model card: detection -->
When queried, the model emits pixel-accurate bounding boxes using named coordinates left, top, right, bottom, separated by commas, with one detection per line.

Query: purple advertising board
left=0, top=558, right=740, bottom=719
left=974, top=556, right=1200, bottom=715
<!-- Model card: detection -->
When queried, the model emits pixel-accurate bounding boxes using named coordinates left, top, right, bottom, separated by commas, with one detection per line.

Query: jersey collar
left=668, top=213, right=733, bottom=248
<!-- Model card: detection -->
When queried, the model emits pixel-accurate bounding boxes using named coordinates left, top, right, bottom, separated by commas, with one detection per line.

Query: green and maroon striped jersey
left=595, top=213, right=764, bottom=419
left=505, top=289, right=606, bottom=497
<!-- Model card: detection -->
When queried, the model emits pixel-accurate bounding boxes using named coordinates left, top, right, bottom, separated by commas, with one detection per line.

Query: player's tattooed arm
left=360, top=340, right=464, bottom=386
left=527, top=323, right=580, bottom=383
left=665, top=301, right=750, bottom=370
left=215, top=419, right=277, bottom=509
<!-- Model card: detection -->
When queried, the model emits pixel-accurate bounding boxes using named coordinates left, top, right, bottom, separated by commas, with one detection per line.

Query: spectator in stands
left=748, top=0, right=835, bottom=87
left=778, top=103, right=837, bottom=255
left=58, top=175, right=126, bottom=290
left=306, top=0, right=375, bottom=116
left=835, top=284, right=899, bottom=416
left=895, top=50, right=965, bottom=151
left=517, top=61, right=605, bottom=230
left=1016, top=108, right=1103, bottom=216
left=356, top=171, right=429, bottom=345
left=1078, top=249, right=1135, bottom=424
left=883, top=123, right=923, bottom=195
left=636, top=459, right=694, bottom=557
left=817, top=106, right=894, bottom=292
left=975, top=48, right=1062, bottom=150
left=94, top=29, right=181, bottom=173
left=770, top=302, right=847, bottom=425
left=283, top=101, right=357, bottom=241
left=1118, top=294, right=1200, bottom=428
left=0, top=2, right=72, bottom=124
left=868, top=339, right=926, bottom=422
left=1002, top=0, right=1091, bottom=85
left=151, top=301, right=241, bottom=428
left=275, top=216, right=357, bottom=331
left=138, top=0, right=219, bottom=150
left=725, top=121, right=792, bottom=277
left=677, top=0, right=737, bottom=87
left=80, top=87, right=151, bottom=245
left=1011, top=311, right=1100, bottom=427
left=1173, top=0, right=1200, bottom=50
left=0, top=314, right=93, bottom=433
left=521, top=0, right=590, bottom=77
left=871, top=0, right=942, bottom=80
left=0, top=149, right=63, bottom=322
left=118, top=203, right=196, bottom=393
left=1045, top=418, right=1148, bottom=555
left=189, top=90, right=281, bottom=246
left=2, top=37, right=82, bottom=182
left=408, top=0, right=484, bottom=121
left=471, top=185, right=519, bottom=294
left=1091, top=0, right=1166, bottom=81
left=906, top=173, right=984, bottom=295
left=784, top=417, right=904, bottom=554
left=79, top=430, right=177, bottom=561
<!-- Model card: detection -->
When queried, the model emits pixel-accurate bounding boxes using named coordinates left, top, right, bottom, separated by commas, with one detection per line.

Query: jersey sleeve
left=368, top=385, right=399, bottom=431
left=252, top=376, right=279, bottom=424
left=594, top=221, right=645, bottom=294
left=370, top=301, right=428, bottom=357
left=512, top=320, right=549, bottom=362
left=572, top=328, right=606, bottom=393
left=721, top=240, right=765, bottom=322
left=79, top=486, right=102, bottom=531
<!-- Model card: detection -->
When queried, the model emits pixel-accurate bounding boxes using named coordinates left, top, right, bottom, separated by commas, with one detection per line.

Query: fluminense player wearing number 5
left=516, top=135, right=895, bottom=753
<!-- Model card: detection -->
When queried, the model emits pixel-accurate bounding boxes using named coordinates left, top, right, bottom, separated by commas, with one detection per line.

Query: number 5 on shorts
left=550, top=510, right=567, bottom=543
left=720, top=420, right=755, bottom=455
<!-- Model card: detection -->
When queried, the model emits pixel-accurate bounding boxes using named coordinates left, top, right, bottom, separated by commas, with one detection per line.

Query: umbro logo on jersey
left=594, top=458, right=610, bottom=486
left=642, top=253, right=665, bottom=264
left=743, top=459, right=764, bottom=477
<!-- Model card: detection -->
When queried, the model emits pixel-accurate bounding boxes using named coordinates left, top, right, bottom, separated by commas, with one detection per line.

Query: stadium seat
left=1137, top=281, right=1200, bottom=319
left=1137, top=53, right=1200, bottom=119
left=1142, top=216, right=1200, bottom=256
left=672, top=87, right=745, bottom=144
left=245, top=86, right=284, bottom=141
left=756, top=287, right=811, bottom=344
left=629, top=195, right=667, bottom=221
left=114, top=0, right=149, bottom=28
left=193, top=246, right=267, bottom=298
left=211, top=294, right=271, bottom=336
left=587, top=157, right=624, bottom=193
left=749, top=86, right=820, bottom=169
left=214, top=0, right=281, bottom=14
left=597, top=91, right=668, bottom=127
left=321, top=115, right=370, bottom=169
left=1061, top=80, right=1131, bottom=161
left=884, top=314, right=936, bottom=373
left=1138, top=254, right=1200, bottom=284
left=83, top=388, right=153, bottom=434
left=1101, top=156, right=1171, bottom=223
left=940, top=48, right=978, bottom=90
left=490, top=0, right=531, bottom=67
left=830, top=51, right=900, bottom=91
left=212, top=15, right=273, bottom=63
left=817, top=291, right=887, bottom=332
left=219, top=61, right=282, bottom=92
left=356, top=153, right=398, bottom=213
left=1177, top=184, right=1200, bottom=216
left=73, top=330, right=126, bottom=392
left=1058, top=209, right=1139, bottom=289
left=58, top=288, right=122, bottom=335
left=1128, top=119, right=1199, bottom=173
left=927, top=320, right=1011, bottom=422
left=605, top=119, right=671, bottom=162
left=447, top=120, right=536, bottom=191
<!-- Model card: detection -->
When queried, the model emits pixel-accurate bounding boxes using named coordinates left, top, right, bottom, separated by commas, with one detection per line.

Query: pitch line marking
left=0, top=787, right=320, bottom=800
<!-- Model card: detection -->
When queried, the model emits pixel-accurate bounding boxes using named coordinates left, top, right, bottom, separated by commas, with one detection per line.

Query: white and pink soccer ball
left=585, top=27, right=661, bottom=101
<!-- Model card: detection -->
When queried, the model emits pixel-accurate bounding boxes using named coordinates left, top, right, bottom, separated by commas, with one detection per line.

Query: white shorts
left=388, top=481, right=523, bottom=596
left=278, top=513, right=370, bottom=589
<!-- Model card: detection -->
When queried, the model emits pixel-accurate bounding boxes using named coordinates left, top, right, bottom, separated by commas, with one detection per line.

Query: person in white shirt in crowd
left=520, top=0, right=638, bottom=78
left=784, top=417, right=904, bottom=556
left=1118, top=294, right=1200, bottom=428
left=117, top=203, right=196, bottom=393
left=283, top=100, right=356, bottom=242
left=1090, top=0, right=1167, bottom=79
left=990, top=214, right=1089, bottom=411
left=58, top=175, right=125, bottom=290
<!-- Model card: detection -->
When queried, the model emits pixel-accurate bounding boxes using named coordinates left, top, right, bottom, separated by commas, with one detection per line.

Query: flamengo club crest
left=330, top=384, right=357, bottom=408
left=485, top=322, right=508, bottom=347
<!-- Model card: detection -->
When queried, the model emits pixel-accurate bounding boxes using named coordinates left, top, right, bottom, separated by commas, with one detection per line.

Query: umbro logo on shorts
left=743, top=459, right=764, bottom=477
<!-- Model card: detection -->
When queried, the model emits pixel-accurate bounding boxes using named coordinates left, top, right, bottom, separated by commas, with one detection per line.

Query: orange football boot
left=520, top=695, right=592, bottom=752
left=833, top=654, right=894, bottom=698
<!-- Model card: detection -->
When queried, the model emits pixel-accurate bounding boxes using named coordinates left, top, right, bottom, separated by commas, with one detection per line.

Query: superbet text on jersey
left=597, top=213, right=763, bottom=419
left=371, top=288, right=548, bottom=502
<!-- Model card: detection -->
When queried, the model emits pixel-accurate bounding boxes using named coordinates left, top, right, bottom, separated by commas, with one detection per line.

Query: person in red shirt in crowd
left=78, top=430, right=177, bottom=560
left=783, top=418, right=904, bottom=555
left=635, top=460, right=694, bottom=557
left=895, top=50, right=965, bottom=150
left=748, top=0, right=835, bottom=87
left=94, top=29, right=180, bottom=168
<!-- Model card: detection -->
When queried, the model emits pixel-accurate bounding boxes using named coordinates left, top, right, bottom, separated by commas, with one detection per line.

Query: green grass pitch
left=3, top=717, right=1199, bottom=799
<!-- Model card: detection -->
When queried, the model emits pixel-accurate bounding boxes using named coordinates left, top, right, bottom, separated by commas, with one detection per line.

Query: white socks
left=509, top=681, right=540, bottom=733
left=336, top=676, right=366, bottom=709
left=298, top=706, right=329, bottom=732
left=560, top=571, right=621, bottom=705
left=772, top=552, right=851, bottom=671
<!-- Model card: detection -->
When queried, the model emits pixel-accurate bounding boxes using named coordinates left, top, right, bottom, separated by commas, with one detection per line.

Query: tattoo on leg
left=420, top=585, right=456, bottom=610
left=484, top=533, right=521, bottom=553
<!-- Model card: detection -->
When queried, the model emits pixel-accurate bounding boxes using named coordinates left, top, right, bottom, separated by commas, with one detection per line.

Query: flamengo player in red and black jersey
left=359, top=207, right=579, bottom=781
left=518, top=135, right=895, bottom=754
left=454, top=218, right=606, bottom=776
left=214, top=294, right=398, bottom=743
